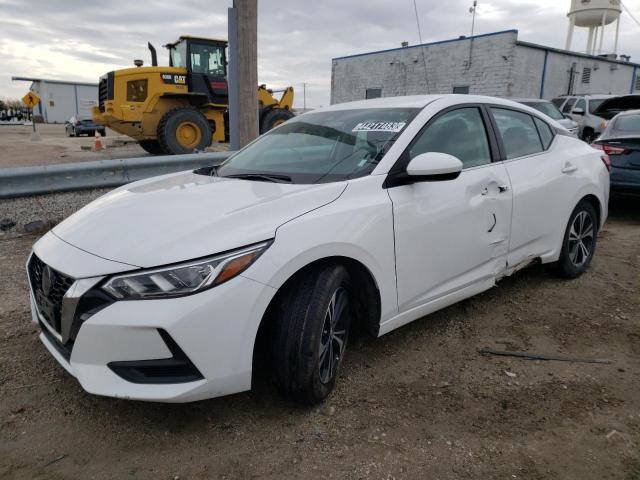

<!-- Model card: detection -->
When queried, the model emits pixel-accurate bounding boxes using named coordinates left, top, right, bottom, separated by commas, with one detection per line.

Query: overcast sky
left=1, top=0, right=639, bottom=107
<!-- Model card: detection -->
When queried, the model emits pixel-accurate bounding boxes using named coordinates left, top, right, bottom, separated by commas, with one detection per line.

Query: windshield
left=589, top=99, right=606, bottom=114
left=522, top=101, right=564, bottom=120
left=216, top=108, right=418, bottom=184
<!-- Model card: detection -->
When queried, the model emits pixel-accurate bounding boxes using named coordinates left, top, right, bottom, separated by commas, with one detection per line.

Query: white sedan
left=27, top=95, right=610, bottom=404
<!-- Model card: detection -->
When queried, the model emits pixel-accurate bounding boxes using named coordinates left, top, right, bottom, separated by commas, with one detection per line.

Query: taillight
left=593, top=143, right=626, bottom=155
left=600, top=155, right=611, bottom=172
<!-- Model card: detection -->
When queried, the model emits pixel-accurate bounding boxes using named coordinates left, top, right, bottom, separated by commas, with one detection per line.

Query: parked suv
left=551, top=95, right=616, bottom=143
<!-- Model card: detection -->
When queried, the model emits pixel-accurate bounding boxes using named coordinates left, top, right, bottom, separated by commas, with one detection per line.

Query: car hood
left=558, top=118, right=577, bottom=129
left=53, top=171, right=347, bottom=269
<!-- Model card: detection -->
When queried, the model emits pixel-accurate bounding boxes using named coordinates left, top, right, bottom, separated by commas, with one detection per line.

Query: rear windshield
left=521, top=101, right=564, bottom=120
left=612, top=114, right=640, bottom=133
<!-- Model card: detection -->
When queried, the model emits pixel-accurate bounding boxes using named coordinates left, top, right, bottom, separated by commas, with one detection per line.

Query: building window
left=365, top=88, right=382, bottom=99
left=582, top=67, right=591, bottom=84
left=452, top=86, right=470, bottom=94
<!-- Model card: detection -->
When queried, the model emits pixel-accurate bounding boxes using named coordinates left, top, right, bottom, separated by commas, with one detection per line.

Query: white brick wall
left=331, top=30, right=639, bottom=104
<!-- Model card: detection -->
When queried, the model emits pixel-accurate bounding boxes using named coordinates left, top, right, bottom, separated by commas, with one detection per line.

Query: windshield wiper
left=224, top=173, right=292, bottom=183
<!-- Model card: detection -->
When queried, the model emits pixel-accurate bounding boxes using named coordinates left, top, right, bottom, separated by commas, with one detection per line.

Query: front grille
left=28, top=255, right=74, bottom=334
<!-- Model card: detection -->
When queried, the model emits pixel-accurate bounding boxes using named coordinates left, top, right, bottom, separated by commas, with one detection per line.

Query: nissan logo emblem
left=41, top=266, right=53, bottom=296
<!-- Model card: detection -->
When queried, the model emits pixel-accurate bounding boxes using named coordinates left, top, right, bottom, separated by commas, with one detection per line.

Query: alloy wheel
left=568, top=210, right=594, bottom=267
left=318, top=287, right=348, bottom=384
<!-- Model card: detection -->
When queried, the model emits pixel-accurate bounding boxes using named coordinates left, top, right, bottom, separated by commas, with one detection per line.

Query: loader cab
left=166, top=36, right=229, bottom=106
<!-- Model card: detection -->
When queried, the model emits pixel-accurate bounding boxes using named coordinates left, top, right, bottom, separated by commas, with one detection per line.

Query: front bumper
left=28, top=240, right=276, bottom=403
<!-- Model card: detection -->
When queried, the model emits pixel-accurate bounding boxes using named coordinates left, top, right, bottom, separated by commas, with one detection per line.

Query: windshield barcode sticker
left=352, top=122, right=406, bottom=133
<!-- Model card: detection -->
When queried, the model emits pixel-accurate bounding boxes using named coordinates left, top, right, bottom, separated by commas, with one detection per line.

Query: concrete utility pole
left=228, top=0, right=258, bottom=150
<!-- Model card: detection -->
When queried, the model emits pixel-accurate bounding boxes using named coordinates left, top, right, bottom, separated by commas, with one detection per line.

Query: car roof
left=509, top=98, right=551, bottom=103
left=315, top=94, right=548, bottom=112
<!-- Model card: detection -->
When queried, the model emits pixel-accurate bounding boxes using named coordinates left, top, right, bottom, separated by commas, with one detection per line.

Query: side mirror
left=406, top=152, right=463, bottom=180
left=572, top=108, right=585, bottom=115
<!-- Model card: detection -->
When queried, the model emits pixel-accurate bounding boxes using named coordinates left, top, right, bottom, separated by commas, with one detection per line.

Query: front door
left=387, top=106, right=512, bottom=313
left=188, top=41, right=229, bottom=105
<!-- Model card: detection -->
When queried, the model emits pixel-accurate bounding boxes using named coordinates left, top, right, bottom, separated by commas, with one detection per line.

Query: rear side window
left=534, top=117, right=554, bottom=149
left=410, top=107, right=491, bottom=168
left=491, top=108, right=543, bottom=159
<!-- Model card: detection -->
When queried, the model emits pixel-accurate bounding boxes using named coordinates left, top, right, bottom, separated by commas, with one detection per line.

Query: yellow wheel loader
left=92, top=36, right=295, bottom=155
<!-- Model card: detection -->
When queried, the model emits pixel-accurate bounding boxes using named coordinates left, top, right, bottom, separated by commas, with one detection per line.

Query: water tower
left=565, top=0, right=622, bottom=55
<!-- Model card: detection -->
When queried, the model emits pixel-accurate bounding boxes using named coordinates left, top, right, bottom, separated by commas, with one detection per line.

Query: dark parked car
left=592, top=110, right=640, bottom=195
left=65, top=116, right=106, bottom=137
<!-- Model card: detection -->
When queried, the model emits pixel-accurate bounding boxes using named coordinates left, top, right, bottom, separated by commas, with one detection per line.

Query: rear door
left=387, top=105, right=512, bottom=312
left=489, top=106, right=579, bottom=267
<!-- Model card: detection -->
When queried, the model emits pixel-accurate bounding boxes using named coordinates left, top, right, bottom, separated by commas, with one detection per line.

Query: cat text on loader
left=92, top=36, right=295, bottom=155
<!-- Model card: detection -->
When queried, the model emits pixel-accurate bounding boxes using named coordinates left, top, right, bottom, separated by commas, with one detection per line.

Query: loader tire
left=138, top=140, right=166, bottom=155
left=260, top=108, right=294, bottom=134
left=157, top=107, right=212, bottom=155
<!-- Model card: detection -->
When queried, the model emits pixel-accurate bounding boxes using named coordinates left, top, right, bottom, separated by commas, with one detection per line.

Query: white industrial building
left=11, top=76, right=98, bottom=123
left=330, top=29, right=640, bottom=104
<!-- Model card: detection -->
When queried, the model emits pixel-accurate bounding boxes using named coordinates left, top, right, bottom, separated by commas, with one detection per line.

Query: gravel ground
left=0, top=196, right=638, bottom=480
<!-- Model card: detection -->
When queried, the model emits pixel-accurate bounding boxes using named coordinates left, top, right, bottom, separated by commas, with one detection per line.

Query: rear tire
left=157, top=107, right=212, bottom=155
left=260, top=108, right=294, bottom=134
left=138, top=140, right=166, bottom=155
left=272, top=264, right=352, bottom=404
left=555, top=200, right=598, bottom=278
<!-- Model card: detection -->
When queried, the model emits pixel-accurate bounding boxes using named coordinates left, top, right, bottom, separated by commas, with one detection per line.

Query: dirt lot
left=0, top=124, right=230, bottom=168
left=0, top=124, right=150, bottom=168
left=0, top=197, right=638, bottom=480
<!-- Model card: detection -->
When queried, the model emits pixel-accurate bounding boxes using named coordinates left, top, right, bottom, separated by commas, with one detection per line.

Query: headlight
left=102, top=241, right=271, bottom=300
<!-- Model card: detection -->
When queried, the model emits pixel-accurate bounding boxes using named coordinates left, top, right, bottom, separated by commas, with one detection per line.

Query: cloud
left=1, top=0, right=639, bottom=107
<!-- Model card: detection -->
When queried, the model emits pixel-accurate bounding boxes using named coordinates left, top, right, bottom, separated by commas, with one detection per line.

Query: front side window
left=409, top=107, right=491, bottom=168
left=190, top=43, right=226, bottom=76
left=491, top=108, right=543, bottom=159
left=562, top=98, right=577, bottom=113
left=170, top=41, right=187, bottom=68
left=573, top=99, right=586, bottom=112
left=217, top=108, right=418, bottom=184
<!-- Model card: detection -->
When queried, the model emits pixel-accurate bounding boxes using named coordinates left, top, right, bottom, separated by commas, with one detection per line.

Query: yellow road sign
left=22, top=91, right=40, bottom=108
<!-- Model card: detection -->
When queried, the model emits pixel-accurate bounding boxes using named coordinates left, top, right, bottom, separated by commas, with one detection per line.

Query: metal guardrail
left=0, top=151, right=234, bottom=199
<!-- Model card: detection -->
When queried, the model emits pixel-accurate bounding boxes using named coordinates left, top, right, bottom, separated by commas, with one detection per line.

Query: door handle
left=498, top=185, right=510, bottom=193
left=561, top=163, right=578, bottom=174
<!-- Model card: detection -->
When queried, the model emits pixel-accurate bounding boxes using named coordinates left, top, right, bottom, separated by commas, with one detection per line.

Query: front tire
left=272, top=265, right=352, bottom=404
left=138, top=140, right=166, bottom=155
left=555, top=200, right=598, bottom=278
left=157, top=107, right=212, bottom=155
